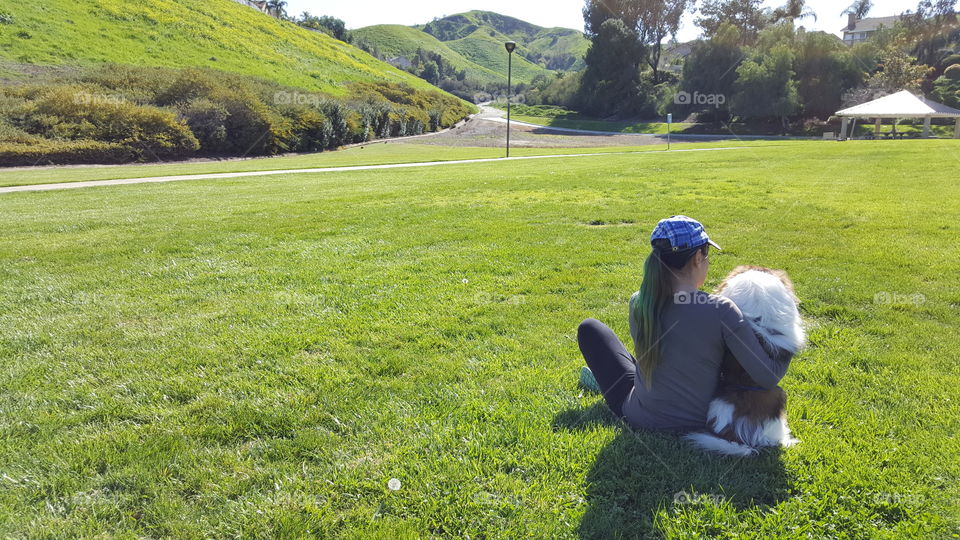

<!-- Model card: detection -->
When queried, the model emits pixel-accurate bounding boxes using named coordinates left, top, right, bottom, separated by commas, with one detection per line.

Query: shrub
left=217, top=90, right=275, bottom=155
left=353, top=102, right=393, bottom=140
left=345, top=110, right=366, bottom=142
left=932, top=69, right=960, bottom=109
left=156, top=68, right=227, bottom=106
left=0, top=140, right=134, bottom=166
left=27, top=87, right=199, bottom=159
left=944, top=64, right=960, bottom=81
left=156, top=68, right=289, bottom=155
left=177, top=98, right=230, bottom=153
left=349, top=81, right=473, bottom=132
left=940, top=55, right=960, bottom=71
left=289, top=108, right=330, bottom=152
left=0, top=120, right=37, bottom=144
left=78, top=64, right=171, bottom=104
left=0, top=64, right=473, bottom=164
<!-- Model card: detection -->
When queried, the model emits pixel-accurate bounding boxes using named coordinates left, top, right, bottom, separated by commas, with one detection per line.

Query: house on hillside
left=661, top=42, right=694, bottom=75
left=389, top=56, right=414, bottom=70
left=841, top=14, right=902, bottom=45
left=231, top=0, right=269, bottom=15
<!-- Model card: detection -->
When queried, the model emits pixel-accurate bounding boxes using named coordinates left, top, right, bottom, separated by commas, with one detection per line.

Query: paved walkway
left=0, top=147, right=745, bottom=194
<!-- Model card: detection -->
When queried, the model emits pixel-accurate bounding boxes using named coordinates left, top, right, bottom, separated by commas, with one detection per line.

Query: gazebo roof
left=837, top=90, right=960, bottom=119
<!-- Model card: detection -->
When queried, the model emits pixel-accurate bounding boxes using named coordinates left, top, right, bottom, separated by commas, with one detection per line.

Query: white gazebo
left=836, top=90, right=960, bottom=140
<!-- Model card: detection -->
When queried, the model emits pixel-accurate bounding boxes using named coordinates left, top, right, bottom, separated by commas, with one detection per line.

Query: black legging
left=577, top=318, right=637, bottom=417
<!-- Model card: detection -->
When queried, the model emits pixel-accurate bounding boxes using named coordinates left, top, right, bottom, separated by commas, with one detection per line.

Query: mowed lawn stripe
left=0, top=146, right=747, bottom=193
left=0, top=142, right=759, bottom=190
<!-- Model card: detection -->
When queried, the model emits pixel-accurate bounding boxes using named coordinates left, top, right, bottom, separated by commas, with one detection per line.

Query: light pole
left=667, top=113, right=672, bottom=150
left=504, top=41, right=516, bottom=158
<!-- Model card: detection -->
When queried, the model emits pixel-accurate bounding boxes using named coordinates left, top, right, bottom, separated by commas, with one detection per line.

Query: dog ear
left=716, top=266, right=800, bottom=305
left=716, top=265, right=762, bottom=294
left=768, top=269, right=799, bottom=303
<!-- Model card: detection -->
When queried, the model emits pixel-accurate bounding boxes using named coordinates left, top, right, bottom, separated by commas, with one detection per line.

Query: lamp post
left=667, top=113, right=672, bottom=150
left=504, top=41, right=516, bottom=158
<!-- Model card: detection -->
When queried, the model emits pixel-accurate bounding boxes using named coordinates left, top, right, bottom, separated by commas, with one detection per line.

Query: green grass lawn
left=1, top=141, right=958, bottom=537
left=0, top=141, right=759, bottom=188
left=499, top=105, right=959, bottom=138
left=513, top=114, right=693, bottom=135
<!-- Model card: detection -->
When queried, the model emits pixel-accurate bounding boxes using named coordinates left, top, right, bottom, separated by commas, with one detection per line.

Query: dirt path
left=400, top=104, right=780, bottom=148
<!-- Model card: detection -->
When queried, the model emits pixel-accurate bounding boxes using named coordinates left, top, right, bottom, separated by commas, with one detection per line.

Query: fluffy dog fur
left=685, top=266, right=805, bottom=456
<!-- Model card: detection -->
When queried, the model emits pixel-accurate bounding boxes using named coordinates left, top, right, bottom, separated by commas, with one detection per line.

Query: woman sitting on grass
left=577, top=215, right=789, bottom=431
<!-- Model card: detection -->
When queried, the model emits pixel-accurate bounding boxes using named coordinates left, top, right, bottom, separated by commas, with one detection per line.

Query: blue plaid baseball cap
left=650, top=215, right=721, bottom=252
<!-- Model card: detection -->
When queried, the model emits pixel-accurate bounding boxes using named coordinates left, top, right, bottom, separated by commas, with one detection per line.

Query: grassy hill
left=351, top=25, right=511, bottom=85
left=441, top=30, right=550, bottom=84
left=0, top=0, right=474, bottom=165
left=419, top=11, right=590, bottom=72
left=0, top=0, right=440, bottom=96
left=354, top=11, right=590, bottom=88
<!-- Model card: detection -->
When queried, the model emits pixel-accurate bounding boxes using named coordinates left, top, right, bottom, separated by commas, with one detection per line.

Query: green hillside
left=420, top=11, right=590, bottom=71
left=443, top=29, right=550, bottom=84
left=351, top=25, right=509, bottom=85
left=354, top=11, right=590, bottom=88
left=0, top=0, right=474, bottom=166
left=0, top=0, right=440, bottom=96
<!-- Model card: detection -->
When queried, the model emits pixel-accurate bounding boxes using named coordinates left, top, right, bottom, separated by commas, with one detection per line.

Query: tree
left=867, top=46, right=933, bottom=93
left=794, top=30, right=865, bottom=118
left=842, top=0, right=873, bottom=19
left=266, top=0, right=288, bottom=19
left=697, top=0, right=770, bottom=45
left=578, top=18, right=647, bottom=116
left=843, top=44, right=934, bottom=106
left=932, top=64, right=960, bottom=107
left=583, top=0, right=691, bottom=84
left=771, top=0, right=817, bottom=24
left=902, top=0, right=959, bottom=68
left=420, top=61, right=440, bottom=85
left=639, top=0, right=689, bottom=83
left=177, top=98, right=229, bottom=153
left=297, top=13, right=349, bottom=42
left=732, top=44, right=798, bottom=130
left=679, top=23, right=744, bottom=120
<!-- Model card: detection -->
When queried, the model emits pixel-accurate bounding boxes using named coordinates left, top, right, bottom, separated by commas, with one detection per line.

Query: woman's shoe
left=579, top=366, right=601, bottom=393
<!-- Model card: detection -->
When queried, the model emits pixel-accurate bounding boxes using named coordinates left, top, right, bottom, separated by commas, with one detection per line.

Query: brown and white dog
left=685, top=266, right=805, bottom=456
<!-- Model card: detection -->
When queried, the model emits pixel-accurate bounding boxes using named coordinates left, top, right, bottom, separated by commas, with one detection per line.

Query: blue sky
left=285, top=0, right=914, bottom=41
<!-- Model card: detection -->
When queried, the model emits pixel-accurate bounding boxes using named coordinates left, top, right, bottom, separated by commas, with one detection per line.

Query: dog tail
left=683, top=432, right=758, bottom=457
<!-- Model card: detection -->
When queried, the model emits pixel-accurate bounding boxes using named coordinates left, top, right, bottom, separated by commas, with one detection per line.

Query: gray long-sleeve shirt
left=622, top=290, right=790, bottom=431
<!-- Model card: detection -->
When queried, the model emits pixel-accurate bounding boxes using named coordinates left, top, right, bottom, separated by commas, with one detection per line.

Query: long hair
left=631, top=242, right=708, bottom=388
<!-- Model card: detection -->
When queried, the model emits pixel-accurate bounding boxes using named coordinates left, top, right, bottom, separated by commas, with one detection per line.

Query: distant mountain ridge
left=354, top=10, right=589, bottom=90
left=418, top=10, right=589, bottom=71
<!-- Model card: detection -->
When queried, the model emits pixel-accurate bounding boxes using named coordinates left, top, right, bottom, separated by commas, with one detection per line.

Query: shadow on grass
left=529, top=126, right=622, bottom=138
left=525, top=124, right=750, bottom=142
left=553, top=402, right=791, bottom=539
left=524, top=114, right=817, bottom=137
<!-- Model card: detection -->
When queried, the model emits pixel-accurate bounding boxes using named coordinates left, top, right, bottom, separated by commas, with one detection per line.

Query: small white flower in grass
left=462, top=278, right=469, bottom=284
left=387, top=478, right=401, bottom=491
